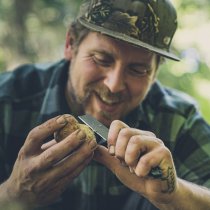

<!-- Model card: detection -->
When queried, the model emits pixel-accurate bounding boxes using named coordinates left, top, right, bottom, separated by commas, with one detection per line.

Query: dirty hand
left=94, top=120, right=178, bottom=205
left=1, top=115, right=97, bottom=209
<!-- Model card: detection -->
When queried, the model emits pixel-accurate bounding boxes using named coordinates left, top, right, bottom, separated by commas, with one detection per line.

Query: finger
left=94, top=145, right=120, bottom=172
left=135, top=146, right=177, bottom=193
left=114, top=128, right=131, bottom=161
left=94, top=146, right=146, bottom=194
left=124, top=135, right=163, bottom=167
left=45, top=139, right=97, bottom=181
left=41, top=140, right=57, bottom=151
left=108, top=120, right=155, bottom=156
left=24, top=114, right=71, bottom=155
left=107, top=120, right=129, bottom=155
left=138, top=130, right=156, bottom=137
left=114, top=127, right=155, bottom=161
left=37, top=155, right=92, bottom=206
left=37, top=129, right=87, bottom=169
left=52, top=154, right=92, bottom=188
left=134, top=144, right=167, bottom=178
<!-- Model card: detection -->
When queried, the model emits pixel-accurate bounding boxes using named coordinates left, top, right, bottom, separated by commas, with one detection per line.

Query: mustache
left=86, top=84, right=128, bottom=103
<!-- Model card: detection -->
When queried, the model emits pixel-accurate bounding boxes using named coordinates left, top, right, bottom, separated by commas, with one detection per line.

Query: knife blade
left=78, top=114, right=108, bottom=145
left=78, top=114, right=162, bottom=179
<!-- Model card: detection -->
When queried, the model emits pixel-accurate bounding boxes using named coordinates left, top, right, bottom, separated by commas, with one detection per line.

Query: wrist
left=150, top=178, right=183, bottom=210
left=0, top=180, right=29, bottom=210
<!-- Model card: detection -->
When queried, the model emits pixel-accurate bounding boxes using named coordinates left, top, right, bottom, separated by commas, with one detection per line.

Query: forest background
left=0, top=0, right=210, bottom=123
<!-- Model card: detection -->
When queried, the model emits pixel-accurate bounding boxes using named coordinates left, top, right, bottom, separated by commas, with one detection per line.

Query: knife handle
left=148, top=166, right=163, bottom=179
left=96, top=136, right=107, bottom=146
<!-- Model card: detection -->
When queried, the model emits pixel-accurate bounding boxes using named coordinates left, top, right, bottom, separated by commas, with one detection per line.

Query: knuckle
left=159, top=146, right=171, bottom=158
left=155, top=138, right=164, bottom=145
left=23, top=164, right=36, bottom=178
left=80, top=143, right=94, bottom=156
left=64, top=114, right=77, bottom=123
left=129, top=135, right=139, bottom=144
left=42, top=150, right=55, bottom=165
left=140, top=156, right=150, bottom=167
left=27, top=128, right=38, bottom=141
left=146, top=131, right=156, bottom=137
left=119, top=127, right=129, bottom=136
left=155, top=143, right=167, bottom=153
left=115, top=151, right=124, bottom=160
left=110, top=120, right=128, bottom=131
left=110, top=120, right=121, bottom=127
left=17, top=147, right=27, bottom=159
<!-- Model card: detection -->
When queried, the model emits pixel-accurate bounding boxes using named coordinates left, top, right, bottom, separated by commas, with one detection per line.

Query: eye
left=128, top=65, right=149, bottom=77
left=92, top=53, right=113, bottom=67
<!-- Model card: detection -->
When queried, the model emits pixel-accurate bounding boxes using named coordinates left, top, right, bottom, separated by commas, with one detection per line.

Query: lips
left=95, top=93, right=122, bottom=113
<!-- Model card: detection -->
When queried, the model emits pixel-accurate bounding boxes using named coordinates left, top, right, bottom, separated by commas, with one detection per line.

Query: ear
left=151, top=72, right=158, bottom=85
left=64, top=32, right=73, bottom=60
left=151, top=55, right=160, bottom=82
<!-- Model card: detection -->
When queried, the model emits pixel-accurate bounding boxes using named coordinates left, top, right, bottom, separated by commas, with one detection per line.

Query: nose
left=103, top=66, right=126, bottom=93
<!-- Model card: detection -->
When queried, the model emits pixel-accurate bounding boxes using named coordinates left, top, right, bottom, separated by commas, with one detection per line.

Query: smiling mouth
left=93, top=92, right=124, bottom=115
left=95, top=92, right=122, bottom=105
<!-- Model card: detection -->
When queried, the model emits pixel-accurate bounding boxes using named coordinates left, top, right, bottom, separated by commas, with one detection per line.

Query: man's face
left=65, top=32, right=157, bottom=126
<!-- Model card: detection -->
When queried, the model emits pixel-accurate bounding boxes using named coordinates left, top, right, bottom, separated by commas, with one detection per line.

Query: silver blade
left=78, top=114, right=108, bottom=145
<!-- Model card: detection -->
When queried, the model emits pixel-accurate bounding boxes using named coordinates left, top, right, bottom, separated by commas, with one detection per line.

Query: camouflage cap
left=77, top=0, right=179, bottom=61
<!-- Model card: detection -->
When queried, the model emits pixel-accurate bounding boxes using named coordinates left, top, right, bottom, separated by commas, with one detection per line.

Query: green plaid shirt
left=0, top=59, right=210, bottom=210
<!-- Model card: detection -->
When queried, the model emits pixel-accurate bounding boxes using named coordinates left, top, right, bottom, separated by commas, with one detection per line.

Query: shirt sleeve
left=173, top=106, right=210, bottom=188
left=0, top=103, right=13, bottom=183
left=0, top=111, right=7, bottom=183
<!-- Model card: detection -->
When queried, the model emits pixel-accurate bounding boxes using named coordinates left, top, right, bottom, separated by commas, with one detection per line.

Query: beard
left=65, top=77, right=90, bottom=116
left=66, top=73, right=130, bottom=119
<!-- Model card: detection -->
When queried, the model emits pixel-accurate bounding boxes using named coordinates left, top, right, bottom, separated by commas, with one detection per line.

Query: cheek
left=70, top=60, right=101, bottom=94
left=129, top=79, right=152, bottom=103
left=78, top=58, right=101, bottom=80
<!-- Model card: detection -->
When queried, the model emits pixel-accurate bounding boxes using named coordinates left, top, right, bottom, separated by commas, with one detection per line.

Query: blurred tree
left=12, top=0, right=34, bottom=56
left=0, top=0, right=82, bottom=70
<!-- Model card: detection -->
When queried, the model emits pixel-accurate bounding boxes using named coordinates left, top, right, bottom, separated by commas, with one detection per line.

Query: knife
left=78, top=114, right=162, bottom=179
left=78, top=114, right=108, bottom=146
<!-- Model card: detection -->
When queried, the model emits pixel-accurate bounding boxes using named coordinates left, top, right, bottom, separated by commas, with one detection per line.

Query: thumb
left=93, top=146, right=134, bottom=179
left=93, top=145, right=121, bottom=173
left=93, top=146, right=146, bottom=195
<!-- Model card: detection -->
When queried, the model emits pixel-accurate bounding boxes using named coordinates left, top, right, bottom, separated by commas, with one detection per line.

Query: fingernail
left=109, top=145, right=115, bottom=155
left=56, top=115, right=67, bottom=125
left=129, top=167, right=135, bottom=173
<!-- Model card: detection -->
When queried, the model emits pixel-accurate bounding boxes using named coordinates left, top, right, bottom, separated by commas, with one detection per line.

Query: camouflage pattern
left=78, top=0, right=179, bottom=61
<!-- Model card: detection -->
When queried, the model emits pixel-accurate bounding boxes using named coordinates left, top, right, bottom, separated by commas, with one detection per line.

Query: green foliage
left=0, top=0, right=81, bottom=70
left=0, top=0, right=210, bottom=123
left=158, top=55, right=210, bottom=123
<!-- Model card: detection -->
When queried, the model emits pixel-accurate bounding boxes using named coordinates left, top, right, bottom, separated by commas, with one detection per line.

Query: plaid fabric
left=0, top=59, right=210, bottom=210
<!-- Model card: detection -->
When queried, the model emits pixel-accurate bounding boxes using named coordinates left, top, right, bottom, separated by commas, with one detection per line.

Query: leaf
left=102, top=11, right=140, bottom=38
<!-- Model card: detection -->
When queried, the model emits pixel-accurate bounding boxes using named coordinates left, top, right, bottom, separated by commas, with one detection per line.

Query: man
left=0, top=0, right=210, bottom=209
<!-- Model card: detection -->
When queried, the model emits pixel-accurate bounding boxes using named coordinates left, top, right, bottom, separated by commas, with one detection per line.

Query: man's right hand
left=0, top=115, right=97, bottom=209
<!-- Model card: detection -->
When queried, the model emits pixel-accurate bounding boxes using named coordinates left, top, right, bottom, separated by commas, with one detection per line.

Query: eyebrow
left=90, top=49, right=115, bottom=59
left=90, top=49, right=152, bottom=69
left=130, top=63, right=152, bottom=69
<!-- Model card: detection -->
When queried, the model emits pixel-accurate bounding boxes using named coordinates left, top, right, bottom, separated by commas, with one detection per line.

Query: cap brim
left=79, top=18, right=180, bottom=61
